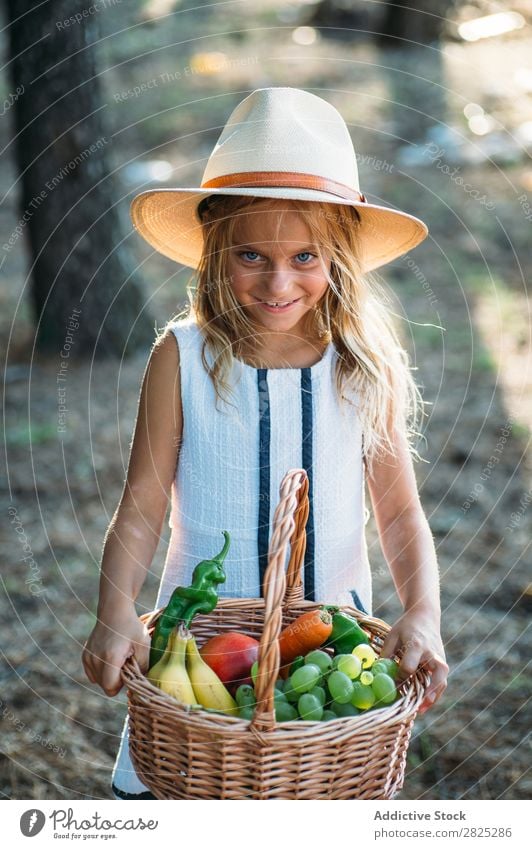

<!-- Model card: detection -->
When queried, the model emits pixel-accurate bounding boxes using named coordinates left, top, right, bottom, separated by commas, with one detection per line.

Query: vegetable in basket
left=149, top=531, right=231, bottom=669
left=324, top=610, right=371, bottom=655
left=277, top=607, right=333, bottom=677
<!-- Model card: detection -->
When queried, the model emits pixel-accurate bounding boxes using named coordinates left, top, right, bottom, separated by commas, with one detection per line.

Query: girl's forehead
left=232, top=206, right=315, bottom=242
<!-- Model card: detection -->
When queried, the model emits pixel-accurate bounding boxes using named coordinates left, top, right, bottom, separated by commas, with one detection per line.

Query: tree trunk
left=377, top=1, right=455, bottom=48
left=4, top=0, right=154, bottom=357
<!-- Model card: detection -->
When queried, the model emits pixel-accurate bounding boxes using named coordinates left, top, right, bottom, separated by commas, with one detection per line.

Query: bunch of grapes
left=235, top=645, right=400, bottom=722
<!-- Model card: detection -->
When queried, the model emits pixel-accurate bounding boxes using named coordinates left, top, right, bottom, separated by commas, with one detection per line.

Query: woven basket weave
left=122, top=468, right=429, bottom=799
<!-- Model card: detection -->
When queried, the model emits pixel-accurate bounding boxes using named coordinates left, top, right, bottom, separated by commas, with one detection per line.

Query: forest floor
left=1, top=1, right=531, bottom=800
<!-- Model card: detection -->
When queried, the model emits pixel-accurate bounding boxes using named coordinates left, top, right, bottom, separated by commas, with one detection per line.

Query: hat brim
left=130, top=187, right=428, bottom=273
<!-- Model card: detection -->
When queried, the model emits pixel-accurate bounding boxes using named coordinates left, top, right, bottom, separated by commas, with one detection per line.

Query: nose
left=260, top=265, right=294, bottom=299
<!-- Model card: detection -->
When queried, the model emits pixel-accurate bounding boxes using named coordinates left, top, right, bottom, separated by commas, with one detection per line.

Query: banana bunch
left=147, top=625, right=237, bottom=716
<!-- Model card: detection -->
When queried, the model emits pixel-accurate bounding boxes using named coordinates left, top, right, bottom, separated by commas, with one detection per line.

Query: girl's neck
left=236, top=333, right=330, bottom=369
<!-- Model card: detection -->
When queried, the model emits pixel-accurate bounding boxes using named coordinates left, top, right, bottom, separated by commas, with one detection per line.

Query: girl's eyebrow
left=235, top=243, right=317, bottom=251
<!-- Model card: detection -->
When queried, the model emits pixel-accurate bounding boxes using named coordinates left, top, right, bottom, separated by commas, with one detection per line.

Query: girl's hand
left=82, top=605, right=151, bottom=697
left=379, top=608, right=448, bottom=715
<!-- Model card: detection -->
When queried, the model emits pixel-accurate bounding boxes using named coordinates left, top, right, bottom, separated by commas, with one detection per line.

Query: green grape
left=289, top=655, right=305, bottom=676
left=235, top=684, right=256, bottom=708
left=238, top=705, right=255, bottom=720
left=350, top=681, right=376, bottom=710
left=332, top=653, right=354, bottom=671
left=290, top=663, right=321, bottom=694
left=309, top=685, right=326, bottom=706
left=275, top=701, right=298, bottom=722
left=371, top=673, right=397, bottom=705
left=304, top=650, right=333, bottom=674
left=335, top=654, right=362, bottom=680
left=250, top=660, right=259, bottom=686
left=327, top=670, right=354, bottom=704
left=274, top=689, right=288, bottom=703
left=283, top=679, right=301, bottom=703
left=360, top=671, right=374, bottom=686
left=352, top=643, right=378, bottom=669
left=372, top=658, right=400, bottom=680
left=330, top=701, right=360, bottom=717
left=321, top=709, right=338, bottom=722
left=298, top=693, right=324, bottom=721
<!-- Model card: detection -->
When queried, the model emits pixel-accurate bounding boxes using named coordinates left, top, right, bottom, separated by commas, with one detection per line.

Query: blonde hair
left=162, top=195, right=426, bottom=475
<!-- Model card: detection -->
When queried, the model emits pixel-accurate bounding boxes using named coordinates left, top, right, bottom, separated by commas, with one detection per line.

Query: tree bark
left=377, top=1, right=455, bottom=48
left=4, top=0, right=154, bottom=357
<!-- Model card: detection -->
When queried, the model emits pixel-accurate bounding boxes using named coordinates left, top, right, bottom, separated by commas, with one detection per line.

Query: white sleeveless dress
left=111, top=315, right=372, bottom=798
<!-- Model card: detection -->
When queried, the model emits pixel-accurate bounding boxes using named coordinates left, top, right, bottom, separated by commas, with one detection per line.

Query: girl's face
left=226, top=205, right=330, bottom=338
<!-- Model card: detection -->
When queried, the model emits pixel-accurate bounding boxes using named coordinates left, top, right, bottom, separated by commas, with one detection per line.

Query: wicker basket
left=122, top=468, right=429, bottom=799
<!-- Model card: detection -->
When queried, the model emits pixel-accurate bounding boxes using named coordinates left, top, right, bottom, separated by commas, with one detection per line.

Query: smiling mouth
left=254, top=297, right=301, bottom=307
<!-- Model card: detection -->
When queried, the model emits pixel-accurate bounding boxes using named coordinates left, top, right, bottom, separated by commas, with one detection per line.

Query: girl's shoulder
left=163, top=313, right=202, bottom=346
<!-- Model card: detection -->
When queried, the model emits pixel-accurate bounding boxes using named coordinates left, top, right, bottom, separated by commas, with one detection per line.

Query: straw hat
left=130, top=87, right=428, bottom=273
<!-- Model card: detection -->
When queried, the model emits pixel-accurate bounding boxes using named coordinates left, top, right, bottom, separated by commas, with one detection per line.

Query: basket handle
left=250, top=468, right=309, bottom=734
left=283, top=473, right=309, bottom=605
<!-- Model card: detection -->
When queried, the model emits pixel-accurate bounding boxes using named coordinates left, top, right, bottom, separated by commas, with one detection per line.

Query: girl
left=82, top=87, right=448, bottom=799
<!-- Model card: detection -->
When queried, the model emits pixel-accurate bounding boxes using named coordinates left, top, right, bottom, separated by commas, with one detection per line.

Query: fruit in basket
left=371, top=673, right=397, bottom=706
left=372, top=658, right=400, bottom=680
left=147, top=626, right=197, bottom=706
left=235, top=684, right=256, bottom=709
left=334, top=654, right=362, bottom=680
left=309, top=685, right=326, bottom=706
left=149, top=531, right=231, bottom=668
left=304, top=649, right=333, bottom=675
left=330, top=701, right=360, bottom=718
left=298, top=693, right=323, bottom=721
left=185, top=635, right=238, bottom=715
left=327, top=670, right=354, bottom=704
left=199, top=632, right=259, bottom=694
left=288, top=655, right=305, bottom=676
left=325, top=610, right=370, bottom=655
left=350, top=681, right=376, bottom=710
left=290, top=664, right=322, bottom=694
left=321, top=709, right=337, bottom=721
left=238, top=705, right=255, bottom=720
left=352, top=643, right=378, bottom=669
left=275, top=701, right=298, bottom=722
left=278, top=607, right=333, bottom=677
left=283, top=677, right=300, bottom=703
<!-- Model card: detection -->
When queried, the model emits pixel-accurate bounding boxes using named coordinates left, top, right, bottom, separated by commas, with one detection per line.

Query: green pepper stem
left=215, top=530, right=231, bottom=564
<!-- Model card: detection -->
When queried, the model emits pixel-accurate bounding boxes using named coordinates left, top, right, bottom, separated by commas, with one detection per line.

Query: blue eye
left=296, top=252, right=315, bottom=263
left=240, top=251, right=261, bottom=262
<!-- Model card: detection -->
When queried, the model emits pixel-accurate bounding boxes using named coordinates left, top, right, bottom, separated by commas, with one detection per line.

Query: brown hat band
left=201, top=171, right=367, bottom=203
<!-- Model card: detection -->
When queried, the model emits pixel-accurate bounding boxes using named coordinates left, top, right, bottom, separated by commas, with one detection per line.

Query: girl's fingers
left=81, top=644, right=96, bottom=683
left=417, top=654, right=448, bottom=712
left=396, top=643, right=424, bottom=681
left=100, top=660, right=123, bottom=697
left=380, top=631, right=400, bottom=660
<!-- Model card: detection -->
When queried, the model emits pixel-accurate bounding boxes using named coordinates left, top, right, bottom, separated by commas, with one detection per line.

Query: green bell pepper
left=325, top=610, right=369, bottom=655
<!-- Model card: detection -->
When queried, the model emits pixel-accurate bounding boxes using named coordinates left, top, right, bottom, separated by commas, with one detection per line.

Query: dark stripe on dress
left=301, top=368, right=315, bottom=601
left=257, top=369, right=271, bottom=596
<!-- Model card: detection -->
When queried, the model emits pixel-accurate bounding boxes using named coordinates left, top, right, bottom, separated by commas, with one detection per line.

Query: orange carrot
left=278, top=608, right=333, bottom=677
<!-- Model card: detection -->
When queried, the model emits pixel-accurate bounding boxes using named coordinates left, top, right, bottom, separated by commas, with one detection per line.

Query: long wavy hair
left=161, top=195, right=426, bottom=474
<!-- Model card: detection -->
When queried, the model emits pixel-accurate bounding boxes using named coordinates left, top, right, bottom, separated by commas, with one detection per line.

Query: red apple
left=199, top=632, right=259, bottom=695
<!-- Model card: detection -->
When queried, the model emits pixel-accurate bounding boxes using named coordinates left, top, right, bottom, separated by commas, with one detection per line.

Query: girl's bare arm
left=82, top=329, right=182, bottom=695
left=366, top=429, right=448, bottom=713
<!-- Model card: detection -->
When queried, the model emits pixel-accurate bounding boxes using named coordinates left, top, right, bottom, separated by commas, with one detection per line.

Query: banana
left=148, top=626, right=197, bottom=706
left=186, top=635, right=238, bottom=715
